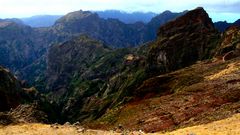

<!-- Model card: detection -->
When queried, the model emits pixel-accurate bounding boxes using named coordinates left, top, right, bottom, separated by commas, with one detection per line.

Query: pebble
left=64, top=122, right=71, bottom=126
left=77, top=128, right=85, bottom=133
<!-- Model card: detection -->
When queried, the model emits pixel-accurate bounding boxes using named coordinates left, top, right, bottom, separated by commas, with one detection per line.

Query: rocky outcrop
left=215, top=26, right=240, bottom=61
left=146, top=10, right=187, bottom=39
left=147, top=7, right=220, bottom=74
left=0, top=104, right=48, bottom=125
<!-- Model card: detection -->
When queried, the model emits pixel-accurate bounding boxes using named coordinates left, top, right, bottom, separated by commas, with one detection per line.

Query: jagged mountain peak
left=158, top=7, right=214, bottom=35
left=148, top=7, right=219, bottom=74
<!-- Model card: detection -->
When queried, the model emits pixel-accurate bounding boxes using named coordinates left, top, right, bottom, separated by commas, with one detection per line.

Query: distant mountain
left=214, top=19, right=240, bottom=32
left=0, top=18, right=23, bottom=25
left=21, top=15, right=62, bottom=27
left=234, top=19, right=240, bottom=26
left=18, top=10, right=181, bottom=28
left=214, top=21, right=232, bottom=32
left=53, top=10, right=185, bottom=48
left=95, top=10, right=157, bottom=23
left=19, top=10, right=157, bottom=27
left=53, top=10, right=149, bottom=48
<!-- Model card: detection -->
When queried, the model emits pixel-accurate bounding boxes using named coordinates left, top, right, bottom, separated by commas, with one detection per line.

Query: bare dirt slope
left=89, top=58, right=240, bottom=132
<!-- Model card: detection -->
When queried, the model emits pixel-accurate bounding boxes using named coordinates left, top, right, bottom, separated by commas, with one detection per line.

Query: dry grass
left=157, top=113, right=240, bottom=135
left=205, top=62, right=240, bottom=80
left=0, top=113, right=240, bottom=135
left=0, top=124, right=121, bottom=135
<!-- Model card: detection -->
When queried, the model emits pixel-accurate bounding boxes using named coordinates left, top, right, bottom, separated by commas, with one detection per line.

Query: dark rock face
left=0, top=66, right=44, bottom=113
left=0, top=66, right=23, bottom=111
left=147, top=7, right=220, bottom=74
left=0, top=65, right=60, bottom=124
left=146, top=10, right=187, bottom=39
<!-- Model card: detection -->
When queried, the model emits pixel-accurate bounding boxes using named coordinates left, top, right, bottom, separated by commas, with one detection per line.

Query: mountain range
left=214, top=19, right=240, bottom=32
left=21, top=15, right=62, bottom=27
left=0, top=7, right=240, bottom=134
left=4, top=10, right=239, bottom=33
left=18, top=10, right=157, bottom=27
left=0, top=9, right=186, bottom=76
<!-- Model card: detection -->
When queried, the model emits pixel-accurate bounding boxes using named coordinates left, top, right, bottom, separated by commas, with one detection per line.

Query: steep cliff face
left=146, top=10, right=187, bottom=39
left=147, top=7, right=220, bottom=74
left=0, top=66, right=23, bottom=111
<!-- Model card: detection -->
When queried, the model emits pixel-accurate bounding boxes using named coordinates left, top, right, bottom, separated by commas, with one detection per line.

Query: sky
left=0, top=0, right=240, bottom=22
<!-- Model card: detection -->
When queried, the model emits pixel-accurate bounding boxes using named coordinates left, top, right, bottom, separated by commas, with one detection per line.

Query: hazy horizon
left=0, top=0, right=240, bottom=22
